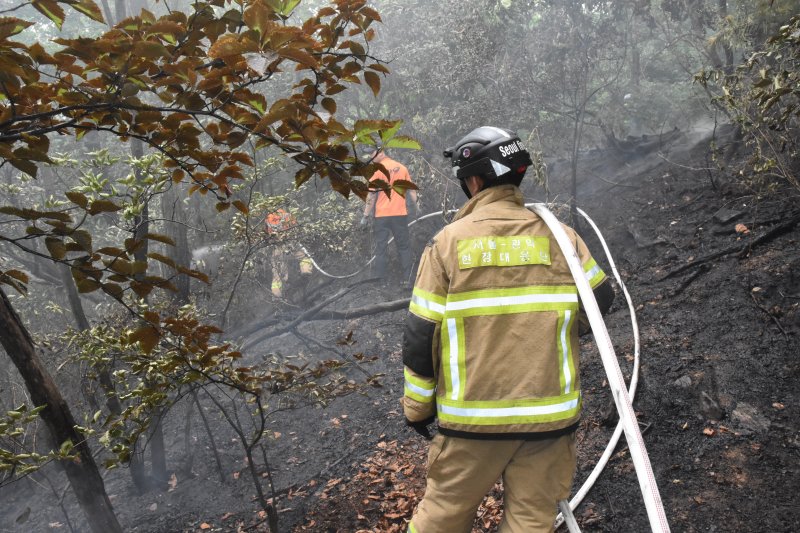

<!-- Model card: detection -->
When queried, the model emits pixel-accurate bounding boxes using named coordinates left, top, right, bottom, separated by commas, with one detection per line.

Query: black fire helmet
left=443, top=126, right=532, bottom=198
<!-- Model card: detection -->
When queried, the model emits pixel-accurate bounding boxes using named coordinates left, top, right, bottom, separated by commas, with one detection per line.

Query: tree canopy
left=0, top=0, right=420, bottom=300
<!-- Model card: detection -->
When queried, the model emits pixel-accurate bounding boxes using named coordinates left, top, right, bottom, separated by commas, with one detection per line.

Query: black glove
left=407, top=201, right=418, bottom=219
left=359, top=215, right=370, bottom=230
left=406, top=416, right=435, bottom=441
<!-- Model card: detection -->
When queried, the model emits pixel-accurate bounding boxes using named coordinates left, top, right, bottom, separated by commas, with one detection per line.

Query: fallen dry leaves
left=293, top=438, right=504, bottom=532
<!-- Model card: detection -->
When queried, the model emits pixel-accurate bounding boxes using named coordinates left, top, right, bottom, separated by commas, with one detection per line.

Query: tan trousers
left=408, top=433, right=576, bottom=533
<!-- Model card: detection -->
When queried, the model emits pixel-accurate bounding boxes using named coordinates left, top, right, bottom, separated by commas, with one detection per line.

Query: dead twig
left=659, top=211, right=800, bottom=280
left=598, top=175, right=640, bottom=189
left=750, top=292, right=788, bottom=339
left=669, top=264, right=711, bottom=297
left=737, top=211, right=800, bottom=258
left=290, top=328, right=372, bottom=377
left=192, top=390, right=225, bottom=484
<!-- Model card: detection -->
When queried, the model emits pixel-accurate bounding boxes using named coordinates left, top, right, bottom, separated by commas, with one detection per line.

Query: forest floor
left=3, top=127, right=799, bottom=533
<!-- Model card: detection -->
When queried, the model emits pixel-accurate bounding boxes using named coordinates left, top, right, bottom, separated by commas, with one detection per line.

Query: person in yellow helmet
left=402, top=126, right=615, bottom=532
left=264, top=208, right=311, bottom=299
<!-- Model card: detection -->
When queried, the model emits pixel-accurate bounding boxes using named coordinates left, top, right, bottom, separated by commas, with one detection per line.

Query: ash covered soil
left=4, top=130, right=799, bottom=533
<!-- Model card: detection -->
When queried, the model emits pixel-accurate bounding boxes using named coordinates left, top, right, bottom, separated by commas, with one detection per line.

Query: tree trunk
left=0, top=288, right=122, bottom=533
left=60, top=264, right=90, bottom=331
left=149, top=411, right=168, bottom=487
left=630, top=45, right=640, bottom=87
left=98, top=0, right=113, bottom=26
left=113, top=0, right=126, bottom=21
left=60, top=264, right=123, bottom=417
left=131, top=138, right=168, bottom=489
left=119, top=140, right=152, bottom=492
left=569, top=107, right=582, bottom=224
left=717, top=0, right=734, bottom=72
left=160, top=182, right=191, bottom=306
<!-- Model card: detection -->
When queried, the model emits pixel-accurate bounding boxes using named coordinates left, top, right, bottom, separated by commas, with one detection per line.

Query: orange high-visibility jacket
left=370, top=157, right=413, bottom=217
left=265, top=208, right=296, bottom=235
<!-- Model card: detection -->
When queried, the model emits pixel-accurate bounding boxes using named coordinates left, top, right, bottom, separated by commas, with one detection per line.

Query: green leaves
left=0, top=404, right=59, bottom=478
left=702, top=14, right=800, bottom=191
left=384, top=136, right=421, bottom=150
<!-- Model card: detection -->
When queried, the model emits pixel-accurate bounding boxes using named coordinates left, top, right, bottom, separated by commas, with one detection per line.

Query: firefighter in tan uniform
left=402, top=126, right=615, bottom=532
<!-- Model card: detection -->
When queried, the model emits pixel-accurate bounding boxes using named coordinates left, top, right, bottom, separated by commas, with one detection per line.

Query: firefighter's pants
left=408, top=432, right=576, bottom=533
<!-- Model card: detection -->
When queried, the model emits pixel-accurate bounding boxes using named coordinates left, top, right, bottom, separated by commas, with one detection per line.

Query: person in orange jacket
left=359, top=145, right=419, bottom=286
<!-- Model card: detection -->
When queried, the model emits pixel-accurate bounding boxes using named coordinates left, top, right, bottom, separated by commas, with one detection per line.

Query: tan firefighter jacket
left=402, top=185, right=609, bottom=439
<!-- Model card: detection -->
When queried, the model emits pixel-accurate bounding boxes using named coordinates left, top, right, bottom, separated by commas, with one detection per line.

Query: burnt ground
left=2, top=127, right=799, bottom=533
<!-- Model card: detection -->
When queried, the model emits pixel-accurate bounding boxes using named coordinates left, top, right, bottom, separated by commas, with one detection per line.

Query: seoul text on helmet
left=443, top=126, right=533, bottom=198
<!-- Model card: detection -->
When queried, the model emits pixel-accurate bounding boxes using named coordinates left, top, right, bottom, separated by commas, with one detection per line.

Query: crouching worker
left=401, top=126, right=615, bottom=533
left=265, top=208, right=312, bottom=299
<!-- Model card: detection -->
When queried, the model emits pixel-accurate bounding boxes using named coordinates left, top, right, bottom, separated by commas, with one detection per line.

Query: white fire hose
left=531, top=203, right=670, bottom=533
left=549, top=204, right=643, bottom=531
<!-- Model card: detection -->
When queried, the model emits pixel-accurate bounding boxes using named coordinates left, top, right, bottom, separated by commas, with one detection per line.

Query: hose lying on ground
left=298, top=210, right=457, bottom=280
left=532, top=203, right=669, bottom=532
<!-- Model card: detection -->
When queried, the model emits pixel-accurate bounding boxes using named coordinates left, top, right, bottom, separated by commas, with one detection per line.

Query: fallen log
left=312, top=298, right=410, bottom=320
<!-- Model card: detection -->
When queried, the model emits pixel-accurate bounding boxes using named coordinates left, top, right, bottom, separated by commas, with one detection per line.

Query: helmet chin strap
left=460, top=179, right=473, bottom=199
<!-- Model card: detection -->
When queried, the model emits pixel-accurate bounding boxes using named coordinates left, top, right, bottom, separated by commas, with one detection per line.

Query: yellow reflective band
left=457, top=235, right=551, bottom=269
left=405, top=388, right=434, bottom=404
left=404, top=368, right=435, bottom=391
left=446, top=284, right=577, bottom=303
left=408, top=522, right=418, bottom=533
left=444, top=286, right=578, bottom=319
left=583, top=258, right=606, bottom=288
left=271, top=280, right=282, bottom=289
left=404, top=368, right=435, bottom=404
left=409, top=287, right=446, bottom=321
left=557, top=309, right=575, bottom=395
left=456, top=319, right=466, bottom=401
left=446, top=318, right=461, bottom=401
left=437, top=392, right=581, bottom=425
